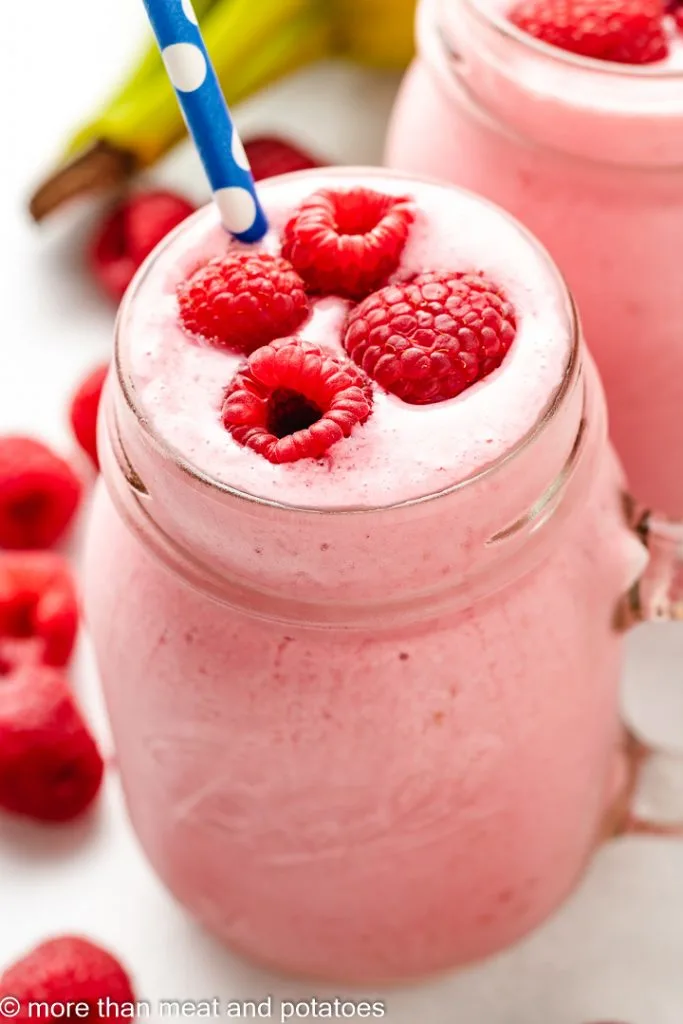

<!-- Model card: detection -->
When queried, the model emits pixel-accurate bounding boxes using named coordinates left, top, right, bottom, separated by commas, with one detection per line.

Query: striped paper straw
left=140, top=0, right=268, bottom=243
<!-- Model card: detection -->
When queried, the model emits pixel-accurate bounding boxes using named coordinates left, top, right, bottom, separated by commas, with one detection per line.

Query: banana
left=98, top=0, right=219, bottom=117
left=331, top=0, right=417, bottom=68
left=29, top=0, right=416, bottom=221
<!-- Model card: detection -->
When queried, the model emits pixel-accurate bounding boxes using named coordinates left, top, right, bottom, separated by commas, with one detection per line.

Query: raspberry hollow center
left=2, top=594, right=38, bottom=639
left=331, top=191, right=394, bottom=236
left=267, top=389, right=323, bottom=439
left=9, top=494, right=49, bottom=527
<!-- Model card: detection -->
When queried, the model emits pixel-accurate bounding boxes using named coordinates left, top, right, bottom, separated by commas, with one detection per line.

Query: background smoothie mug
left=386, top=0, right=683, bottom=517
left=85, top=168, right=683, bottom=983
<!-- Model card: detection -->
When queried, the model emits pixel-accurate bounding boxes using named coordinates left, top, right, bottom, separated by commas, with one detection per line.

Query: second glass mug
left=85, top=170, right=683, bottom=984
left=386, top=0, right=683, bottom=517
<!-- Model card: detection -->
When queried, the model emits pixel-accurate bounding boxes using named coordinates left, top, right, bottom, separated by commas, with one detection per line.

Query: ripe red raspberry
left=0, top=937, right=135, bottom=1022
left=0, top=552, right=79, bottom=670
left=281, top=187, right=415, bottom=300
left=508, top=0, right=669, bottom=64
left=244, top=136, right=324, bottom=181
left=0, top=438, right=81, bottom=550
left=0, top=665, right=104, bottom=822
left=222, top=338, right=373, bottom=464
left=343, top=272, right=517, bottom=405
left=69, top=364, right=108, bottom=470
left=178, top=253, right=311, bottom=354
left=90, top=190, right=196, bottom=303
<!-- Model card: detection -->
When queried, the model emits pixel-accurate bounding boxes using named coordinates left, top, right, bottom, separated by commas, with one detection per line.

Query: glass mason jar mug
left=386, top=0, right=683, bottom=517
left=86, top=173, right=683, bottom=985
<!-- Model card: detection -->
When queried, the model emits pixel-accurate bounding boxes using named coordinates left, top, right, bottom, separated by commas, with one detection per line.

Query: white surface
left=2, top=2, right=683, bottom=1021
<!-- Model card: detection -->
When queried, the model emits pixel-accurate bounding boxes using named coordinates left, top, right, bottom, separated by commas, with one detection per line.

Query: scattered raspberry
left=343, top=272, right=517, bottom=405
left=282, top=187, right=415, bottom=300
left=178, top=253, right=311, bottom=354
left=508, top=0, right=669, bottom=64
left=69, top=364, right=108, bottom=470
left=669, top=1, right=683, bottom=28
left=222, top=338, right=372, bottom=464
left=0, top=937, right=134, bottom=1022
left=0, top=438, right=81, bottom=550
left=0, top=552, right=79, bottom=669
left=244, top=136, right=324, bottom=181
left=90, top=190, right=196, bottom=303
left=0, top=665, right=103, bottom=822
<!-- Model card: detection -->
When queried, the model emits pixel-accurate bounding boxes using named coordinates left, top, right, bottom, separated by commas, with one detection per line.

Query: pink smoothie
left=85, top=169, right=645, bottom=981
left=387, top=0, right=683, bottom=516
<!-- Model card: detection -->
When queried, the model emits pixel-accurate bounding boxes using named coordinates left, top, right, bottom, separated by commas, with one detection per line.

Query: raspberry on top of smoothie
left=507, top=0, right=681, bottom=65
left=344, top=271, right=517, bottom=406
left=222, top=338, right=373, bottom=465
left=281, top=187, right=415, bottom=300
left=178, top=252, right=310, bottom=355
left=177, top=186, right=520, bottom=465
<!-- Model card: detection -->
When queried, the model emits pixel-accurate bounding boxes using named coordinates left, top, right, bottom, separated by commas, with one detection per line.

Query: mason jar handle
left=608, top=500, right=683, bottom=839
left=618, top=502, right=683, bottom=627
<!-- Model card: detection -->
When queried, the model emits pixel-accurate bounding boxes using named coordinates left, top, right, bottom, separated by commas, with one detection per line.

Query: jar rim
left=114, top=166, right=580, bottom=518
left=459, top=0, right=683, bottom=80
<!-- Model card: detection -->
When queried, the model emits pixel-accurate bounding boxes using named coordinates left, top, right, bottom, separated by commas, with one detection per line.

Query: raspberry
left=0, top=438, right=81, bottom=550
left=508, top=0, right=669, bottom=64
left=281, top=187, right=415, bottom=300
left=244, top=136, right=324, bottom=181
left=222, top=338, right=372, bottom=464
left=89, top=190, right=196, bottom=303
left=0, top=552, right=79, bottom=669
left=343, top=272, right=517, bottom=405
left=178, top=253, right=311, bottom=354
left=0, top=937, right=135, bottom=1022
left=0, top=665, right=103, bottom=822
left=69, top=364, right=108, bottom=470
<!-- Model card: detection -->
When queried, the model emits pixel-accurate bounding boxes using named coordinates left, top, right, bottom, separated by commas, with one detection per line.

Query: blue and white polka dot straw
left=141, top=0, right=268, bottom=243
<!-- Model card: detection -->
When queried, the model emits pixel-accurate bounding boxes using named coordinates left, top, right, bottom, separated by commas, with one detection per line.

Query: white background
left=2, top=2, right=683, bottom=1021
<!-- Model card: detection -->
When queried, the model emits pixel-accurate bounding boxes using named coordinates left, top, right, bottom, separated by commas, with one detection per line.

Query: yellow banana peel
left=331, top=0, right=417, bottom=67
left=29, top=0, right=416, bottom=221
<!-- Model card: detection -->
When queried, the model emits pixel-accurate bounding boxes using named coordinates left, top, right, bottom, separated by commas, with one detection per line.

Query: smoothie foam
left=122, top=171, right=572, bottom=509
